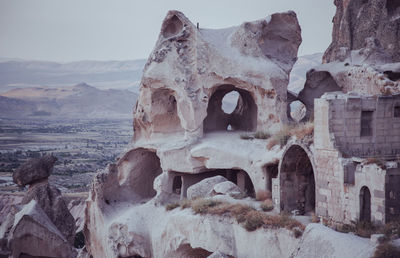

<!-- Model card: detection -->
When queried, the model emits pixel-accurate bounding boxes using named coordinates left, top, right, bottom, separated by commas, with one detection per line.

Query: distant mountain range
left=0, top=58, right=146, bottom=93
left=0, top=83, right=137, bottom=119
left=0, top=53, right=321, bottom=119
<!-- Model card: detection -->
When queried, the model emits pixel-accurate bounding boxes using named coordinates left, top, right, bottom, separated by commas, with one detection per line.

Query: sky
left=0, top=0, right=336, bottom=62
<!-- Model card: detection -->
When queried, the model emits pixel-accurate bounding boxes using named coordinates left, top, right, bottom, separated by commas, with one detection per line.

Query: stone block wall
left=324, top=93, right=400, bottom=158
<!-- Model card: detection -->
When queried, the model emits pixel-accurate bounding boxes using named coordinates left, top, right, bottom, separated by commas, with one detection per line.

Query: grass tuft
left=166, top=203, right=180, bottom=211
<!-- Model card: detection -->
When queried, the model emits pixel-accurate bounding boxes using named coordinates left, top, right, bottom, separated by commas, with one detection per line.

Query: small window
left=394, top=106, right=400, bottom=117
left=360, top=111, right=374, bottom=136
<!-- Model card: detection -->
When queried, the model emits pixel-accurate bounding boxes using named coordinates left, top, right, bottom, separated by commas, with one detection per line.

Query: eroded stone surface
left=12, top=155, right=57, bottom=186
left=21, top=181, right=76, bottom=244
left=324, top=0, right=400, bottom=63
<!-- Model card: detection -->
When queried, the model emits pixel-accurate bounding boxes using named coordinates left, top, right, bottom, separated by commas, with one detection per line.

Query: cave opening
left=280, top=145, right=315, bottom=215
left=203, top=85, right=257, bottom=133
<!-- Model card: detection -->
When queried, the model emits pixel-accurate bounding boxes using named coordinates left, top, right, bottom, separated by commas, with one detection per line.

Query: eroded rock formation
left=323, top=0, right=400, bottom=63
left=0, top=155, right=76, bottom=257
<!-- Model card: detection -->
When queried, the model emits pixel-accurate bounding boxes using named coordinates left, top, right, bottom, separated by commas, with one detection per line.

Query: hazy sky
left=0, top=0, right=336, bottom=62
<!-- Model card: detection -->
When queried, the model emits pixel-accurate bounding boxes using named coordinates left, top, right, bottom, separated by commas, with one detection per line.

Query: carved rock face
left=133, top=10, right=302, bottom=141
left=324, top=0, right=400, bottom=63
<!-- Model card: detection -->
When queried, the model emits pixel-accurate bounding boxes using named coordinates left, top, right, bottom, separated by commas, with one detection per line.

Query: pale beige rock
left=210, top=181, right=243, bottom=196
left=187, top=176, right=228, bottom=200
left=9, top=200, right=76, bottom=258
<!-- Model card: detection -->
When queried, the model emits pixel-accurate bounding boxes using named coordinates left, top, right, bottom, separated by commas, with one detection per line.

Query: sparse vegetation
left=240, top=134, right=254, bottom=140
left=176, top=198, right=304, bottom=234
left=254, top=131, right=271, bottom=139
left=260, top=199, right=274, bottom=212
left=166, top=203, right=180, bottom=211
left=266, top=122, right=314, bottom=150
left=373, top=243, right=400, bottom=258
left=240, top=131, right=271, bottom=140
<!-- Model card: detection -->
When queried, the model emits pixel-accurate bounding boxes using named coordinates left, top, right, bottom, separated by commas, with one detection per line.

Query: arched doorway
left=280, top=145, right=315, bottom=215
left=360, top=186, right=371, bottom=222
left=203, top=85, right=257, bottom=133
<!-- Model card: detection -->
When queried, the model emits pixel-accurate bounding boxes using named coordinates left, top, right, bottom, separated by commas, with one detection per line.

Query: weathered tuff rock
left=210, top=181, right=243, bottom=196
left=84, top=10, right=301, bottom=257
left=21, top=181, right=76, bottom=244
left=12, top=155, right=57, bottom=186
left=133, top=10, right=301, bottom=140
left=187, top=176, right=228, bottom=200
left=323, top=0, right=400, bottom=63
left=8, top=200, right=76, bottom=258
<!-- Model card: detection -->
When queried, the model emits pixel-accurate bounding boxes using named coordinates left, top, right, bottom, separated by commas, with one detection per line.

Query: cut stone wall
left=323, top=92, right=400, bottom=158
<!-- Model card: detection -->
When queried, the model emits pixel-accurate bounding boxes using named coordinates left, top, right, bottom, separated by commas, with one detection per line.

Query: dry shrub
left=179, top=198, right=304, bottom=234
left=254, top=131, right=271, bottom=139
left=180, top=199, right=192, bottom=209
left=383, top=219, right=400, bottom=238
left=373, top=243, right=400, bottom=258
left=260, top=199, right=274, bottom=212
left=266, top=122, right=314, bottom=150
left=355, top=221, right=377, bottom=238
left=311, top=212, right=320, bottom=223
left=256, top=190, right=272, bottom=201
left=244, top=210, right=265, bottom=231
left=166, top=203, right=179, bottom=211
left=191, top=199, right=221, bottom=214
left=240, top=134, right=254, bottom=140
left=290, top=121, right=314, bottom=139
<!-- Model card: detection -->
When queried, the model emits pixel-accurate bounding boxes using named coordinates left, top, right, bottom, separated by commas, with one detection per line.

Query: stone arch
left=117, top=148, right=163, bottom=199
left=150, top=88, right=183, bottom=134
left=203, top=84, right=257, bottom=133
left=360, top=186, right=371, bottom=222
left=298, top=70, right=341, bottom=121
left=279, top=144, right=316, bottom=215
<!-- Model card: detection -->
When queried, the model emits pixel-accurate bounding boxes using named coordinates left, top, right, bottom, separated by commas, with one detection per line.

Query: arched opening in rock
left=289, top=100, right=306, bottom=122
left=162, top=15, right=184, bottom=38
left=280, top=145, right=315, bottom=215
left=298, top=71, right=341, bottom=121
left=386, top=0, right=400, bottom=16
left=172, top=176, right=182, bottom=195
left=360, top=186, right=371, bottom=222
left=150, top=89, right=182, bottom=134
left=117, top=149, right=163, bottom=199
left=203, top=85, right=257, bottom=133
left=172, top=244, right=212, bottom=258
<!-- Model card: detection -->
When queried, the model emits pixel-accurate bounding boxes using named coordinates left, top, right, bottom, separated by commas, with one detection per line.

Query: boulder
left=9, top=200, right=76, bottom=258
left=21, top=181, right=76, bottom=244
left=12, top=155, right=57, bottom=186
left=187, top=176, right=228, bottom=200
left=210, top=181, right=243, bottom=196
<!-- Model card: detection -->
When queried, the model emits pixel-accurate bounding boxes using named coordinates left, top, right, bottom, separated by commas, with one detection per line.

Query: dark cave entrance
left=280, top=145, right=315, bottom=215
